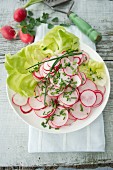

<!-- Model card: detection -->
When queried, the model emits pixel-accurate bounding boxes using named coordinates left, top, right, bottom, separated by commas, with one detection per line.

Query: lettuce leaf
left=5, top=26, right=80, bottom=97
left=40, top=26, right=79, bottom=55
left=79, top=59, right=107, bottom=86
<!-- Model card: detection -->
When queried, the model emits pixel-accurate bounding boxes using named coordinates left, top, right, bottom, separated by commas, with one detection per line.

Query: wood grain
left=0, top=0, right=113, bottom=167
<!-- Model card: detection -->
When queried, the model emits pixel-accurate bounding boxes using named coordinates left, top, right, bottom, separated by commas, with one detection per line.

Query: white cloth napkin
left=28, top=24, right=105, bottom=153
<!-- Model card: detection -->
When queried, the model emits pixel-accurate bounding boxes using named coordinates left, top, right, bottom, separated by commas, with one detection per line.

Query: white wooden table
left=0, top=0, right=113, bottom=168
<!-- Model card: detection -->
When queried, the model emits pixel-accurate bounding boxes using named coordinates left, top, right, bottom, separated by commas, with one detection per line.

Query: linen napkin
left=28, top=24, right=105, bottom=153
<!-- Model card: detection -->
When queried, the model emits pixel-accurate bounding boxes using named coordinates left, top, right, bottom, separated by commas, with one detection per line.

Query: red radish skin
left=33, top=71, right=43, bottom=80
left=0, top=26, right=16, bottom=40
left=73, top=57, right=81, bottom=65
left=93, top=90, right=104, bottom=107
left=20, top=103, right=32, bottom=114
left=28, top=97, right=45, bottom=110
left=82, top=50, right=90, bottom=63
left=70, top=101, right=91, bottom=120
left=14, top=8, right=27, bottom=22
left=79, top=72, right=87, bottom=85
left=97, top=85, right=106, bottom=94
left=35, top=106, right=56, bottom=118
left=52, top=106, right=68, bottom=127
left=12, top=93, right=28, bottom=106
left=64, top=118, right=77, bottom=126
left=80, top=89, right=97, bottom=107
left=48, top=121, right=60, bottom=128
left=59, top=87, right=78, bottom=106
left=19, top=30, right=34, bottom=44
left=78, top=79, right=97, bottom=93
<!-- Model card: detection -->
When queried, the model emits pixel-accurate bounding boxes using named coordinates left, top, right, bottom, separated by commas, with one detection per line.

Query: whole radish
left=0, top=25, right=16, bottom=40
left=14, top=8, right=27, bottom=22
left=19, top=30, right=34, bottom=44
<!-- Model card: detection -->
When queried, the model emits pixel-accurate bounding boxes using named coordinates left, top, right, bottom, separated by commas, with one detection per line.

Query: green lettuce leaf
left=79, top=59, right=107, bottom=86
left=40, top=26, right=79, bottom=55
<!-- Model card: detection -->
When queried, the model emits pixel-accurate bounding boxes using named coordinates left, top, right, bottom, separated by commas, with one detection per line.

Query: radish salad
left=5, top=26, right=107, bottom=130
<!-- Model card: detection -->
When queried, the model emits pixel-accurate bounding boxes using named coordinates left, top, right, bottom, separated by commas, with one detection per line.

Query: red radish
left=82, top=50, right=90, bottom=63
left=70, top=101, right=91, bottom=120
left=48, top=121, right=60, bottom=128
left=52, top=106, right=68, bottom=127
left=59, top=87, right=78, bottom=106
left=50, top=69, right=71, bottom=87
left=35, top=105, right=56, bottom=118
left=33, top=71, right=43, bottom=80
left=12, top=93, right=28, bottom=106
left=0, top=25, right=16, bottom=40
left=97, top=85, right=106, bottom=94
left=93, top=90, right=104, bottom=107
left=73, top=57, right=81, bottom=65
left=13, top=8, right=27, bottom=22
left=75, top=54, right=84, bottom=65
left=64, top=61, right=78, bottom=76
left=19, top=30, right=34, bottom=44
left=78, top=79, right=97, bottom=93
left=39, top=65, right=45, bottom=78
left=48, top=56, right=60, bottom=68
left=43, top=61, right=51, bottom=71
left=79, top=72, right=87, bottom=85
left=61, top=58, right=70, bottom=68
left=40, top=94, right=52, bottom=105
left=64, top=118, right=77, bottom=126
left=80, top=89, right=97, bottom=107
left=28, top=97, right=45, bottom=110
left=20, top=103, right=32, bottom=114
left=68, top=113, right=77, bottom=120
left=71, top=74, right=81, bottom=87
left=48, top=85, right=64, bottom=97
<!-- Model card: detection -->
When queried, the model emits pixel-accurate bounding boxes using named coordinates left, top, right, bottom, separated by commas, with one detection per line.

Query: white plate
left=6, top=42, right=110, bottom=134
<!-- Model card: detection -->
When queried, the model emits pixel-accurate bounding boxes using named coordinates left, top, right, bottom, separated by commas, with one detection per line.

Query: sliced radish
left=58, top=101, right=71, bottom=108
left=33, top=71, right=43, bottom=80
left=35, top=105, right=56, bottom=118
left=68, top=112, right=77, bottom=120
left=80, top=89, right=97, bottom=107
left=40, top=93, right=52, bottom=105
left=48, top=121, right=60, bottom=128
left=64, top=118, right=77, bottom=126
left=28, top=97, right=45, bottom=110
left=20, top=103, right=32, bottom=114
left=82, top=50, right=90, bottom=63
left=93, top=90, right=104, bottom=107
left=43, top=61, right=50, bottom=71
left=64, top=62, right=78, bottom=76
left=71, top=74, right=81, bottom=87
left=48, top=85, right=64, bottom=97
left=79, top=72, right=87, bottom=85
left=61, top=58, right=70, bottom=68
left=48, top=56, right=60, bottom=68
left=97, top=85, right=106, bottom=94
left=70, top=101, right=91, bottom=120
left=50, top=69, right=71, bottom=87
left=73, top=57, right=81, bottom=65
left=59, top=87, right=78, bottom=106
left=12, top=93, right=28, bottom=106
left=76, top=54, right=84, bottom=65
left=52, top=106, right=68, bottom=127
left=34, top=86, right=42, bottom=102
left=78, top=79, right=97, bottom=93
left=39, top=65, right=44, bottom=78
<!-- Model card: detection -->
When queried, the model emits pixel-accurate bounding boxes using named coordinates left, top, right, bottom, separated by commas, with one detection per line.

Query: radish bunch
left=12, top=51, right=106, bottom=129
left=0, top=8, right=34, bottom=43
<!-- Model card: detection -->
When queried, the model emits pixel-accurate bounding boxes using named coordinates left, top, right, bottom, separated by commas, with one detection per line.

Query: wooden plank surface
left=0, top=0, right=113, bottom=167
